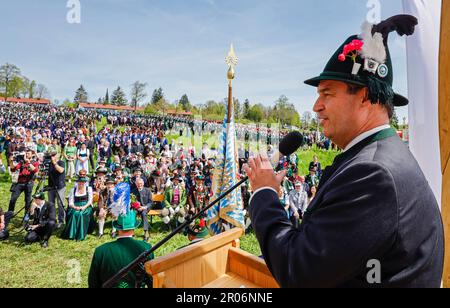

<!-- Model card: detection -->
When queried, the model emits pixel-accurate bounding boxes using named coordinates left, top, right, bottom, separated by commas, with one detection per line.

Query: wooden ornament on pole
left=439, top=0, right=450, bottom=288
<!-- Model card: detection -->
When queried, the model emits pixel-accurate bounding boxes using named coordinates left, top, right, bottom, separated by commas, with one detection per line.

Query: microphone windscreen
left=279, top=131, right=304, bottom=156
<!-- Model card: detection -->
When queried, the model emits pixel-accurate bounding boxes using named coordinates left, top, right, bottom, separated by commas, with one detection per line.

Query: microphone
left=102, top=131, right=305, bottom=288
left=269, top=131, right=305, bottom=167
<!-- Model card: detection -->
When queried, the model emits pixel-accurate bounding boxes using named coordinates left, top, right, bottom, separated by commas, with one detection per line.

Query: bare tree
left=36, top=84, right=50, bottom=98
left=302, top=111, right=312, bottom=129
left=130, top=81, right=148, bottom=111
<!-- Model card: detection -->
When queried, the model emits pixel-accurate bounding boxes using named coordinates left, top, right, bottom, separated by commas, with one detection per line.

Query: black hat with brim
left=33, top=192, right=46, bottom=200
left=304, top=70, right=409, bottom=107
left=304, top=15, right=418, bottom=108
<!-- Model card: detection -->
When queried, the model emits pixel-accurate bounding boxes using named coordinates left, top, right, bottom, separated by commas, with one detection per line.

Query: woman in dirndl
left=62, top=175, right=95, bottom=241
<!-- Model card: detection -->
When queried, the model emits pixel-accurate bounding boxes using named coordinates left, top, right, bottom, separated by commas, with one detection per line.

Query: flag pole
left=226, top=44, right=237, bottom=123
left=439, top=0, right=450, bottom=288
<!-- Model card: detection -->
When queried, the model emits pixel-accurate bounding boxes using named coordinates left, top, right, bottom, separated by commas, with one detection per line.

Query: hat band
left=319, top=71, right=367, bottom=86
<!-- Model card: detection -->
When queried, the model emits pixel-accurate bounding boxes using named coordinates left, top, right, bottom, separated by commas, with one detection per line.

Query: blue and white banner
left=207, top=104, right=245, bottom=234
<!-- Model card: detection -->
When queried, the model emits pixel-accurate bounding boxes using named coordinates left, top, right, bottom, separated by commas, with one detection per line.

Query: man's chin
left=322, top=128, right=332, bottom=139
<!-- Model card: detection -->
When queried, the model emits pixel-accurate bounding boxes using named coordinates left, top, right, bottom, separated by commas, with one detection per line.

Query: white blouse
left=68, top=186, right=93, bottom=207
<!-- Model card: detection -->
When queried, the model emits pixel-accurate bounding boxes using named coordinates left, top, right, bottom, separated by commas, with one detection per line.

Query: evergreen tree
left=179, top=94, right=192, bottom=112
left=234, top=98, right=241, bottom=119
left=111, top=86, right=127, bottom=106
left=74, top=85, right=88, bottom=104
left=151, top=87, right=164, bottom=105
left=243, top=99, right=250, bottom=119
left=390, top=110, right=400, bottom=130
left=104, top=88, right=110, bottom=104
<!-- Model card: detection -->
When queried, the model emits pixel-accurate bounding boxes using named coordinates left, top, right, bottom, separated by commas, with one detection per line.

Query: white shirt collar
left=36, top=201, right=45, bottom=209
left=343, top=125, right=391, bottom=152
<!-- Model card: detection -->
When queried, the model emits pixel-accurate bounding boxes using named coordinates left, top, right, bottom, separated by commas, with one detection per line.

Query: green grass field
left=0, top=130, right=338, bottom=288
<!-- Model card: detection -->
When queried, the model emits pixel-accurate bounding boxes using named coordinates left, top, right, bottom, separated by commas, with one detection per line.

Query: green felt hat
left=195, top=175, right=205, bottom=181
left=105, top=176, right=116, bottom=184
left=186, top=219, right=209, bottom=239
left=76, top=176, right=90, bottom=183
left=304, top=15, right=418, bottom=107
left=95, top=167, right=108, bottom=174
left=112, top=210, right=141, bottom=231
left=32, top=192, right=46, bottom=200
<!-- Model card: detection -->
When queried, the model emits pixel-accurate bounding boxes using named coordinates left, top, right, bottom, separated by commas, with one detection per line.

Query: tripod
left=34, top=170, right=66, bottom=223
left=11, top=169, right=66, bottom=230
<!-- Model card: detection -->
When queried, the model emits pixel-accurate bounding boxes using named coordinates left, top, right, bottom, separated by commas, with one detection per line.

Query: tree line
left=71, top=83, right=303, bottom=127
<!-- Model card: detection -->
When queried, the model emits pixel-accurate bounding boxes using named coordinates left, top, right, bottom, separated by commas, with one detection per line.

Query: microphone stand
left=102, top=176, right=249, bottom=288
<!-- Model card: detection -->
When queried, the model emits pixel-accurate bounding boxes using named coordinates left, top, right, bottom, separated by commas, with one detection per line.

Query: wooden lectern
left=145, top=228, right=279, bottom=288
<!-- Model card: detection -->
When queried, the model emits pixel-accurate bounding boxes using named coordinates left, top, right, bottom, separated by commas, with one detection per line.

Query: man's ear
left=360, top=88, right=371, bottom=105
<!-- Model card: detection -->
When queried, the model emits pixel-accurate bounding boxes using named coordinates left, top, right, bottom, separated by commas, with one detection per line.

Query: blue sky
left=1, top=0, right=409, bottom=121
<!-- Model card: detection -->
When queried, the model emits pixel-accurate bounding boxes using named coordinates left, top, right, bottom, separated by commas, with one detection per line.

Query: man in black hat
left=97, top=176, right=116, bottom=239
left=187, top=175, right=211, bottom=217
left=305, top=166, right=319, bottom=192
left=24, top=192, right=56, bottom=248
left=97, top=158, right=109, bottom=173
left=130, top=167, right=147, bottom=191
left=245, top=15, right=444, bottom=288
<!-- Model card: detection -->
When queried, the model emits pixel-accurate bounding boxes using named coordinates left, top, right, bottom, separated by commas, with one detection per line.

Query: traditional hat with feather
left=305, top=15, right=418, bottom=107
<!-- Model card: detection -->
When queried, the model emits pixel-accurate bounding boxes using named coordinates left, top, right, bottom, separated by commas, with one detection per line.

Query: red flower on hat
left=338, top=39, right=364, bottom=63
left=198, top=219, right=206, bottom=228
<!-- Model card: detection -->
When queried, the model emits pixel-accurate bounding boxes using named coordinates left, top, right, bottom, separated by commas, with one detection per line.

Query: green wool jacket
left=164, top=186, right=187, bottom=208
left=88, top=237, right=154, bottom=288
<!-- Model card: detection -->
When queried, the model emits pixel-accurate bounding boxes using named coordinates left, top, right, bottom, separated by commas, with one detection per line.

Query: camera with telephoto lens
left=12, top=152, right=26, bottom=164
left=39, top=151, right=57, bottom=176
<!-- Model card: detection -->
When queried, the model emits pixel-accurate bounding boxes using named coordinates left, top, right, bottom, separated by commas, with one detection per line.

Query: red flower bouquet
left=131, top=202, right=141, bottom=210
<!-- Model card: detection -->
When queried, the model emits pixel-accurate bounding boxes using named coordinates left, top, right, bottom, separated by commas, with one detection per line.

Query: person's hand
left=139, top=206, right=145, bottom=212
left=294, top=212, right=300, bottom=219
left=243, top=154, right=287, bottom=193
left=30, top=225, right=39, bottom=231
left=51, top=155, right=58, bottom=165
left=0, top=222, right=5, bottom=231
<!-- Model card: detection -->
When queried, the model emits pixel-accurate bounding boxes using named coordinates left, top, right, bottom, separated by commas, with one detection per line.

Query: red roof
left=79, top=103, right=144, bottom=112
left=167, top=109, right=193, bottom=116
left=0, top=97, right=51, bottom=105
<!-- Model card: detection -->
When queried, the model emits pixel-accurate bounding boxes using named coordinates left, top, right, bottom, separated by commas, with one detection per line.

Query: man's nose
left=313, top=98, right=324, bottom=113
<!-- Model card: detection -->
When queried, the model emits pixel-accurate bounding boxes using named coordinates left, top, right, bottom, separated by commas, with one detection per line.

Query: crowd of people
left=0, top=102, right=328, bottom=247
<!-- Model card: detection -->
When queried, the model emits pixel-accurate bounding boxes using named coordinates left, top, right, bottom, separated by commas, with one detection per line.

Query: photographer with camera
left=24, top=192, right=56, bottom=248
left=8, top=148, right=39, bottom=221
left=46, top=150, right=66, bottom=228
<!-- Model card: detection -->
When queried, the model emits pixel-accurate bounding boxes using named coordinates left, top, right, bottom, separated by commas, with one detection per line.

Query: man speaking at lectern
left=244, top=15, right=444, bottom=288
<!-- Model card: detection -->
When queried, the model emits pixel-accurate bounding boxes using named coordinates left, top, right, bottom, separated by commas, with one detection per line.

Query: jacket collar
left=304, top=128, right=397, bottom=219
